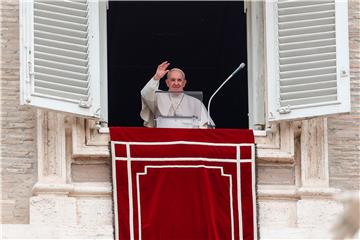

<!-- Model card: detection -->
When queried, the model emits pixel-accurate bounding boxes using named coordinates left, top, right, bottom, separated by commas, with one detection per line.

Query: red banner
left=110, top=127, right=257, bottom=240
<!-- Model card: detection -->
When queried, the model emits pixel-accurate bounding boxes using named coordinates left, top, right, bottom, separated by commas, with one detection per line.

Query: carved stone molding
left=255, top=122, right=295, bottom=163
left=36, top=110, right=68, bottom=184
left=32, top=183, right=73, bottom=196
left=257, top=185, right=298, bottom=200
left=33, top=110, right=74, bottom=196
left=70, top=116, right=295, bottom=165
left=32, top=182, right=112, bottom=197
left=300, top=117, right=330, bottom=188
left=70, top=182, right=112, bottom=197
left=85, top=119, right=110, bottom=146
left=72, top=118, right=110, bottom=158
left=257, top=184, right=340, bottom=201
left=34, top=112, right=112, bottom=196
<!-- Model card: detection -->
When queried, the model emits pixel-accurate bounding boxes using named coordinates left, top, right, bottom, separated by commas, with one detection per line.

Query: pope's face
left=165, top=71, right=187, bottom=92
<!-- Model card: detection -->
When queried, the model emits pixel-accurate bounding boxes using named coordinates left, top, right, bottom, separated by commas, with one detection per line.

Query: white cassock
left=140, top=78, right=215, bottom=128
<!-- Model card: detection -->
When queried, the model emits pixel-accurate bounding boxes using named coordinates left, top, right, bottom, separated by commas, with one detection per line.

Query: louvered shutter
left=20, top=0, right=103, bottom=119
left=265, top=0, right=350, bottom=122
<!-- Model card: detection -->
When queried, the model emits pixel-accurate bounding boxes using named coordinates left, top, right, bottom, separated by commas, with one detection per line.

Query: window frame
left=98, top=1, right=267, bottom=134
left=246, top=1, right=266, bottom=131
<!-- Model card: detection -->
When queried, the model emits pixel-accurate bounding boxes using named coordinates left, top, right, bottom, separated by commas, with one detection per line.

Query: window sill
left=98, top=127, right=268, bottom=137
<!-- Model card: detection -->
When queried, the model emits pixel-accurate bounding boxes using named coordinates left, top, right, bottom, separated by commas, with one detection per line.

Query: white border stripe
left=136, top=165, right=235, bottom=240
left=251, top=145, right=258, bottom=240
left=112, top=140, right=254, bottom=147
left=237, top=145, right=243, bottom=240
left=111, top=142, right=119, bottom=240
left=136, top=172, right=142, bottom=240
left=126, top=144, right=135, bottom=240
left=115, top=157, right=253, bottom=163
left=112, top=139, right=256, bottom=240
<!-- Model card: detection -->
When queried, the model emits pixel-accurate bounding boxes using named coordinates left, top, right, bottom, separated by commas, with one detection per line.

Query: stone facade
left=328, top=0, right=360, bottom=191
left=0, top=0, right=37, bottom=224
left=1, top=0, right=359, bottom=239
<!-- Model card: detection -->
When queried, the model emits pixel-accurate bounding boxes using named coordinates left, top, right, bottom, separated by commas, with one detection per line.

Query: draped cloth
left=110, top=127, right=257, bottom=240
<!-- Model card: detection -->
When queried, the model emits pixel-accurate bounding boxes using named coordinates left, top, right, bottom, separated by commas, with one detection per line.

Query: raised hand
left=153, top=61, right=170, bottom=81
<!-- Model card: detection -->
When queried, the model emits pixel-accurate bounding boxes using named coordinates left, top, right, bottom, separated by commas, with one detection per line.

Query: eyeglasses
left=169, top=78, right=184, bottom=81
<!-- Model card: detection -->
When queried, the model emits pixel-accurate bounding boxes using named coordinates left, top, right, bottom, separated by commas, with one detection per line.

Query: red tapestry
left=110, top=127, right=257, bottom=240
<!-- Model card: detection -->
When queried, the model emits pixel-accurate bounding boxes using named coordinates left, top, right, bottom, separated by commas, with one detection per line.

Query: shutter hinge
left=79, top=99, right=92, bottom=108
left=93, top=120, right=109, bottom=134
left=93, top=108, right=100, bottom=118
left=278, top=105, right=291, bottom=114
left=341, top=70, right=348, bottom=78
left=243, top=1, right=247, bottom=13
left=25, top=48, right=33, bottom=103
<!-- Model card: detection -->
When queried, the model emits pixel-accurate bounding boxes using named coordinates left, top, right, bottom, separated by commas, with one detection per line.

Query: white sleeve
left=140, top=78, right=160, bottom=127
left=199, top=102, right=215, bottom=128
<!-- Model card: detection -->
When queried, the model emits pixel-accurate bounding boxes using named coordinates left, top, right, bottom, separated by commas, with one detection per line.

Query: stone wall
left=0, top=0, right=359, bottom=229
left=0, top=0, right=37, bottom=223
left=328, top=0, right=360, bottom=190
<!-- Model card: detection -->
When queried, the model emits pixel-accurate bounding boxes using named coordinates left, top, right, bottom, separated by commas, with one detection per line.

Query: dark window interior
left=107, top=1, right=248, bottom=128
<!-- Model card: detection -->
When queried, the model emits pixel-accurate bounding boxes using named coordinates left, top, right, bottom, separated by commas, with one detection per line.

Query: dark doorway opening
left=107, top=1, right=248, bottom=128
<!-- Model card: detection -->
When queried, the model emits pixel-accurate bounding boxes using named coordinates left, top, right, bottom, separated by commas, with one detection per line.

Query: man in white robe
left=140, top=61, right=214, bottom=128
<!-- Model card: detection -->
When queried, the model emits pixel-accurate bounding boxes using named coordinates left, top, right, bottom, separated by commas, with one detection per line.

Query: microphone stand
left=207, top=63, right=246, bottom=128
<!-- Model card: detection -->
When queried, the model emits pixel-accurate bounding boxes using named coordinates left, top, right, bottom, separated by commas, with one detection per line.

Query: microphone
left=207, top=63, right=246, bottom=127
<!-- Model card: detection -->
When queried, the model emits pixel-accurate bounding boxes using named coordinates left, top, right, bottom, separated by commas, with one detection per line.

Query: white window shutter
left=20, top=0, right=103, bottom=119
left=265, top=0, right=351, bottom=122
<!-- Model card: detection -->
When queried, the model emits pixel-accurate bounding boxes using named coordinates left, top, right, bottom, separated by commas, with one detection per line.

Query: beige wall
left=328, top=0, right=360, bottom=190
left=0, top=0, right=359, bottom=225
left=0, top=0, right=37, bottom=223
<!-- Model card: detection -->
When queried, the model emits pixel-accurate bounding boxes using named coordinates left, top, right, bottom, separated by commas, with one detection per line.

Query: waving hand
left=153, top=61, right=170, bottom=81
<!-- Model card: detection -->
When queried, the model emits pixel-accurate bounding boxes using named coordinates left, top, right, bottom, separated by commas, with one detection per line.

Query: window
left=20, top=0, right=351, bottom=127
left=107, top=1, right=248, bottom=128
